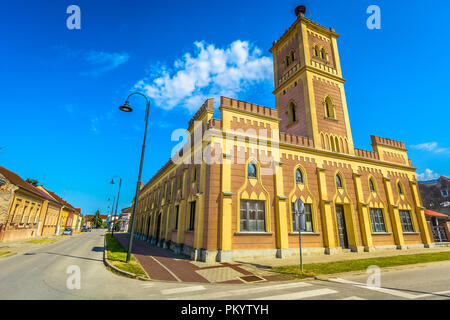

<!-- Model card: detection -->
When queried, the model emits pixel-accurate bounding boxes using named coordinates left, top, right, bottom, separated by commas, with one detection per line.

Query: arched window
left=324, top=97, right=335, bottom=119
left=336, top=174, right=343, bottom=189
left=397, top=182, right=404, bottom=195
left=321, top=48, right=327, bottom=60
left=314, top=46, right=319, bottom=57
left=291, top=50, right=295, bottom=62
left=369, top=178, right=376, bottom=193
left=248, top=163, right=257, bottom=178
left=285, top=55, right=290, bottom=67
left=296, top=169, right=304, bottom=184
left=288, top=101, right=297, bottom=123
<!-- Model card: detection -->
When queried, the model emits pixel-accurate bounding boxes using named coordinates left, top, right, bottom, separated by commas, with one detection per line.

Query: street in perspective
left=0, top=0, right=449, bottom=311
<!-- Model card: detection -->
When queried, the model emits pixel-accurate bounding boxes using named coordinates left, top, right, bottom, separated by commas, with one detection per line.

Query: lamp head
left=119, top=101, right=133, bottom=112
left=110, top=179, right=115, bottom=185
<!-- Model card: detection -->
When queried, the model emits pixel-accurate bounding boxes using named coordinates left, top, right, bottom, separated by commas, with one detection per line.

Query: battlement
left=220, top=96, right=279, bottom=119
left=188, top=98, right=214, bottom=128
left=370, top=135, right=406, bottom=150
left=207, top=118, right=222, bottom=130
left=279, top=132, right=314, bottom=148
left=355, top=148, right=380, bottom=161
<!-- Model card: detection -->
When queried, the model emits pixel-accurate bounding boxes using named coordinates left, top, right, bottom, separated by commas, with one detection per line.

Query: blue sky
left=1, top=0, right=449, bottom=214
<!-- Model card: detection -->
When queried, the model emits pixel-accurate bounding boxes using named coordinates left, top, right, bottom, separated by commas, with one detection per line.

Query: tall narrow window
left=291, top=50, right=295, bottom=62
left=240, top=200, right=266, bottom=232
left=248, top=163, right=257, bottom=178
left=321, top=48, right=327, bottom=60
left=336, top=174, right=343, bottom=189
left=174, top=205, right=179, bottom=230
left=292, top=203, right=313, bottom=232
left=398, top=183, right=404, bottom=195
left=370, top=208, right=386, bottom=232
left=325, top=98, right=335, bottom=119
left=296, top=169, right=304, bottom=184
left=289, top=102, right=297, bottom=123
left=314, top=46, right=319, bottom=57
left=399, top=210, right=414, bottom=232
left=369, top=178, right=376, bottom=193
left=188, top=201, right=196, bottom=231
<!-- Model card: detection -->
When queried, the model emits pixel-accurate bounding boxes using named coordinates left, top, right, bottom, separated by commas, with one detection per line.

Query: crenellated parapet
left=279, top=132, right=314, bottom=148
left=220, top=96, right=279, bottom=119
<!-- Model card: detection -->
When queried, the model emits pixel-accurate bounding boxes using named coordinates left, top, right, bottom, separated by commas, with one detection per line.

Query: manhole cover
left=240, top=275, right=265, bottom=283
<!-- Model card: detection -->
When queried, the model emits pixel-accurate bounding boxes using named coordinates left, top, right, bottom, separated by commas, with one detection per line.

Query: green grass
left=105, top=233, right=147, bottom=278
left=26, top=239, right=57, bottom=244
left=273, top=251, right=450, bottom=279
left=0, top=251, right=13, bottom=257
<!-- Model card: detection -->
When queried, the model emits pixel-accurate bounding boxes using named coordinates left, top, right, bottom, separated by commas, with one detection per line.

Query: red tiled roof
left=425, top=209, right=449, bottom=219
left=121, top=206, right=132, bottom=213
left=39, top=186, right=77, bottom=212
left=0, top=165, right=61, bottom=204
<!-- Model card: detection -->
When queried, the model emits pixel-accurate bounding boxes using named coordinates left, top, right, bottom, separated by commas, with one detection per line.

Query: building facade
left=131, top=7, right=433, bottom=262
left=0, top=166, right=62, bottom=241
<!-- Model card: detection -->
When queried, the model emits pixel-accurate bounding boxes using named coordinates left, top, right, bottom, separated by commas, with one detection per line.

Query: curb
left=102, top=234, right=149, bottom=281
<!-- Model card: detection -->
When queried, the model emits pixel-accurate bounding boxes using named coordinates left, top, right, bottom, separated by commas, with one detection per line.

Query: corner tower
left=270, top=5, right=355, bottom=155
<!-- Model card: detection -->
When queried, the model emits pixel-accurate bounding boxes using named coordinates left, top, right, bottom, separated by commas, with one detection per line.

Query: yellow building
left=131, top=6, right=432, bottom=262
left=0, top=166, right=62, bottom=241
left=37, top=186, right=80, bottom=234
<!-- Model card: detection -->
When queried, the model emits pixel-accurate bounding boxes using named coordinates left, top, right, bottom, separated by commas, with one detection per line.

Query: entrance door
left=155, top=213, right=162, bottom=242
left=335, top=204, right=349, bottom=249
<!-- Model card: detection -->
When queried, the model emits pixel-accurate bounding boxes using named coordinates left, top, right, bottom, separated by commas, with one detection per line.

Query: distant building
left=118, top=207, right=131, bottom=232
left=419, top=177, right=450, bottom=242
left=0, top=165, right=62, bottom=241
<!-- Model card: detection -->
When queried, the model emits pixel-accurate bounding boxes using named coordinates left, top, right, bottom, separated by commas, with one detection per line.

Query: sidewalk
left=114, top=233, right=291, bottom=284
left=0, top=231, right=83, bottom=256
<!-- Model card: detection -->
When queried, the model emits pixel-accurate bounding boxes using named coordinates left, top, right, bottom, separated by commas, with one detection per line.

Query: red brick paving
left=113, top=233, right=290, bottom=284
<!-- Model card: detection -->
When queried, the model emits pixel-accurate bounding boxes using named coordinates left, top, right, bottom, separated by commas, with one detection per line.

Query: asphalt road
left=0, top=229, right=448, bottom=300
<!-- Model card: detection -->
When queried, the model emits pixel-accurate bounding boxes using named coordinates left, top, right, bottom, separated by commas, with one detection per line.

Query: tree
left=26, top=178, right=39, bottom=186
left=90, top=210, right=103, bottom=229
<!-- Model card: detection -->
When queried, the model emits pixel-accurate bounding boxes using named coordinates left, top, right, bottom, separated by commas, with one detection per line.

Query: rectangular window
left=291, top=203, right=313, bottom=232
left=174, top=205, right=179, bottom=230
left=399, top=210, right=414, bottom=232
left=188, top=201, right=196, bottom=231
left=240, top=200, right=266, bottom=232
left=369, top=208, right=386, bottom=233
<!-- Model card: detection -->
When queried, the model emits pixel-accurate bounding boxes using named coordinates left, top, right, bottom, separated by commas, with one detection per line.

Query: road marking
left=412, top=290, right=450, bottom=299
left=150, top=256, right=182, bottom=282
left=168, top=281, right=312, bottom=300
left=252, top=288, right=338, bottom=300
left=328, top=278, right=418, bottom=299
left=339, top=296, right=367, bottom=300
left=141, top=283, right=155, bottom=287
left=161, top=285, right=206, bottom=295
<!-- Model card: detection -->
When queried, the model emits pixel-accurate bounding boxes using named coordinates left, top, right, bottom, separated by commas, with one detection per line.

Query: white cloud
left=82, top=50, right=130, bottom=76
left=410, top=142, right=449, bottom=154
left=134, top=40, right=273, bottom=112
left=417, top=169, right=440, bottom=181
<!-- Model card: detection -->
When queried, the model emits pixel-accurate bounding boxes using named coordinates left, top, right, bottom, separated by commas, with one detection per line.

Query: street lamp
left=118, top=92, right=151, bottom=263
left=110, top=176, right=122, bottom=236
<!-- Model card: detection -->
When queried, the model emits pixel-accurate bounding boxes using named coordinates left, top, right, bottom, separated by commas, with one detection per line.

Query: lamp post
left=118, top=92, right=151, bottom=263
left=110, top=176, right=122, bottom=236
left=108, top=197, right=115, bottom=231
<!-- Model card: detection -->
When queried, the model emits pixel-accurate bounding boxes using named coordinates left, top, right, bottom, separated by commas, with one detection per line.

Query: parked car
left=63, top=228, right=73, bottom=235
left=81, top=227, right=88, bottom=232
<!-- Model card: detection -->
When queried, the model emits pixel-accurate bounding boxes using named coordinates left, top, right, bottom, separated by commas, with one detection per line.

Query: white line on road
left=252, top=288, right=338, bottom=300
left=150, top=256, right=182, bottom=282
left=168, top=281, right=312, bottom=300
left=339, top=296, right=367, bottom=300
left=412, top=290, right=450, bottom=299
left=161, top=285, right=206, bottom=295
left=328, top=278, right=418, bottom=299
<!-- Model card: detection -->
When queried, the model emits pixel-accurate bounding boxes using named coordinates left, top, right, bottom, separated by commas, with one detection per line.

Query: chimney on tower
left=295, top=5, right=306, bottom=18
